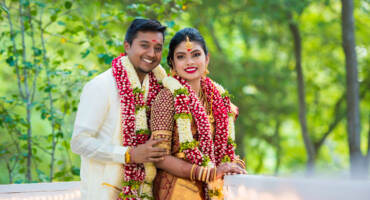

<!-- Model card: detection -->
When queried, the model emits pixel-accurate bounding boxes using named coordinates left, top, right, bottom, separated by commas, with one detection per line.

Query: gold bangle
left=202, top=167, right=208, bottom=182
left=233, top=159, right=245, bottom=169
left=206, top=167, right=211, bottom=183
left=213, top=166, right=217, bottom=181
left=198, top=167, right=204, bottom=181
left=237, top=160, right=246, bottom=169
left=125, top=147, right=131, bottom=163
left=190, top=164, right=196, bottom=181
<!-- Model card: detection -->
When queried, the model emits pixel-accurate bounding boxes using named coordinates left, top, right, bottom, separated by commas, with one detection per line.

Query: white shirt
left=71, top=68, right=127, bottom=200
left=71, top=61, right=166, bottom=200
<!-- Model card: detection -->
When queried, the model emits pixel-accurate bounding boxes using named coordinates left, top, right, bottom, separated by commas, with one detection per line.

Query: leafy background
left=0, top=0, right=369, bottom=183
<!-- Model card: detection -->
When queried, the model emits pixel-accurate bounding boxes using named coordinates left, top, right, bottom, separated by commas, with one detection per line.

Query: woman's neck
left=188, top=78, right=201, bottom=96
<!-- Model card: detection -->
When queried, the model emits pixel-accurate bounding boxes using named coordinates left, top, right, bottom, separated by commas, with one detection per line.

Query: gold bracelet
left=233, top=159, right=245, bottom=169
left=190, top=164, right=196, bottom=181
left=206, top=167, right=211, bottom=183
left=125, top=147, right=131, bottom=164
left=237, top=160, right=246, bottom=169
left=213, top=166, right=217, bottom=181
left=198, top=167, right=204, bottom=181
left=202, top=167, right=208, bottom=182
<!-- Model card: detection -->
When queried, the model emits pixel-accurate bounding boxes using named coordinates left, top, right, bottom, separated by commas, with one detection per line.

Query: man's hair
left=125, top=19, right=167, bottom=45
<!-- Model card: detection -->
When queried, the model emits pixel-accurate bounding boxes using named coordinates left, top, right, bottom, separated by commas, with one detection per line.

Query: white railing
left=224, top=175, right=370, bottom=200
left=0, top=182, right=80, bottom=200
left=1, top=175, right=370, bottom=200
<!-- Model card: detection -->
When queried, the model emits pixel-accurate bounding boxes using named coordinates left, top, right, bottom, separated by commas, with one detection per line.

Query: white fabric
left=71, top=68, right=127, bottom=200
left=71, top=57, right=167, bottom=200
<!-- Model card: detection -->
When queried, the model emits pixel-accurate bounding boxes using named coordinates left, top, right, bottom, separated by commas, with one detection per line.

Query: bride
left=150, top=28, right=247, bottom=200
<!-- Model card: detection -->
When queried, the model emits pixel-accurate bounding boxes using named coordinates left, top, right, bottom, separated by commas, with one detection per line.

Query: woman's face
left=172, top=41, right=209, bottom=82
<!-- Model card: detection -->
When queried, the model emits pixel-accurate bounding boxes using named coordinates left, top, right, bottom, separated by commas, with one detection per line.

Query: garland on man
left=112, top=54, right=165, bottom=199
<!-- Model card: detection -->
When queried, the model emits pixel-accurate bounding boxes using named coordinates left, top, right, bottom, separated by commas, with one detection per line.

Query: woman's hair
left=167, top=28, right=208, bottom=69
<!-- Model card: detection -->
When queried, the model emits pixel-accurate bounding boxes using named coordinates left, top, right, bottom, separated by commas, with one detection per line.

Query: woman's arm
left=155, top=153, right=246, bottom=181
left=155, top=154, right=193, bottom=179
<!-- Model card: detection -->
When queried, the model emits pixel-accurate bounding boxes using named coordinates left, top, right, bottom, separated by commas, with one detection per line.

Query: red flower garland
left=112, top=54, right=163, bottom=199
left=173, top=75, right=235, bottom=166
left=202, top=77, right=235, bottom=165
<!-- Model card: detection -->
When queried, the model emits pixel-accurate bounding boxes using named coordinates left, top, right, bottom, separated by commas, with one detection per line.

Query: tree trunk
left=6, top=163, right=13, bottom=183
left=289, top=21, right=316, bottom=176
left=274, top=120, right=281, bottom=176
left=19, top=2, right=33, bottom=183
left=314, top=95, right=345, bottom=151
left=39, top=8, right=57, bottom=181
left=367, top=115, right=370, bottom=170
left=207, top=21, right=224, bottom=55
left=341, top=0, right=366, bottom=179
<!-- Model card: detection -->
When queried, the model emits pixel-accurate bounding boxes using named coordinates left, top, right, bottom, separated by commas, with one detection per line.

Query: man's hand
left=129, top=136, right=168, bottom=163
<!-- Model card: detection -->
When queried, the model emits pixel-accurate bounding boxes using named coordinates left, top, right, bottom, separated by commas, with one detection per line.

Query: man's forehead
left=134, top=31, right=163, bottom=44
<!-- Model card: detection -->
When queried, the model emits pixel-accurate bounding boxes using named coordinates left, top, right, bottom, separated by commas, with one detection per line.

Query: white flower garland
left=120, top=56, right=166, bottom=134
left=163, top=76, right=238, bottom=200
left=119, top=56, right=166, bottom=199
left=162, top=76, right=236, bottom=164
left=163, top=77, right=196, bottom=143
left=212, top=81, right=235, bottom=141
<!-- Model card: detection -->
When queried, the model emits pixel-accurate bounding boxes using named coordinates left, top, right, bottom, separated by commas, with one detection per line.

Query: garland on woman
left=162, top=75, right=237, bottom=199
left=112, top=53, right=166, bottom=200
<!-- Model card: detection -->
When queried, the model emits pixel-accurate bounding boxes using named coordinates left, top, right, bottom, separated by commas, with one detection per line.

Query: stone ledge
left=224, top=175, right=370, bottom=200
left=0, top=182, right=80, bottom=200
left=1, top=175, right=370, bottom=200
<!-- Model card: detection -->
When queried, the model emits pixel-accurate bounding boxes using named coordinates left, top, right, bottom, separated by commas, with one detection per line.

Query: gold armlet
left=125, top=147, right=132, bottom=164
left=152, top=130, right=172, bottom=150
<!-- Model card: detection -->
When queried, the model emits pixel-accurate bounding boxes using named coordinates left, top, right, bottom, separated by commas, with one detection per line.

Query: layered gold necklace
left=198, top=87, right=215, bottom=135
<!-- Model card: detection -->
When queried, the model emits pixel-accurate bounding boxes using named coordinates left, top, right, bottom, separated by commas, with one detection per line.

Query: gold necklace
left=198, top=88, right=215, bottom=124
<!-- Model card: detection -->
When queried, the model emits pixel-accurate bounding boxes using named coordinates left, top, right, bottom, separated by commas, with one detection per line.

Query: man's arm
left=71, top=80, right=127, bottom=163
left=71, top=77, right=167, bottom=164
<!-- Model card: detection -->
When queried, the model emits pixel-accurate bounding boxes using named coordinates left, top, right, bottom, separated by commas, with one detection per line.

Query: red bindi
left=152, top=39, right=157, bottom=43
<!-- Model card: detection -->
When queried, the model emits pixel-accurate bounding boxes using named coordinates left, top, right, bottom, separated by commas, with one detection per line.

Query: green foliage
left=179, top=141, right=199, bottom=152
left=201, top=155, right=210, bottom=166
left=136, top=129, right=150, bottom=135
left=0, top=0, right=369, bottom=184
left=183, top=0, right=370, bottom=176
left=221, top=155, right=231, bottom=163
left=0, top=0, right=190, bottom=183
left=174, top=88, right=189, bottom=96
left=174, top=113, right=192, bottom=120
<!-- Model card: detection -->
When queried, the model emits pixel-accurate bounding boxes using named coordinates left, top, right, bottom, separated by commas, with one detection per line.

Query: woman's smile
left=184, top=66, right=198, bottom=73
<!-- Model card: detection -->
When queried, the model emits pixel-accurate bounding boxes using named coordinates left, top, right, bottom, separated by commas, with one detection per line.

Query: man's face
left=124, top=31, right=164, bottom=74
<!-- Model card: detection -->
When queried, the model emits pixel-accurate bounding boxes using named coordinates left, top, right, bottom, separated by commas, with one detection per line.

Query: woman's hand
left=215, top=162, right=247, bottom=179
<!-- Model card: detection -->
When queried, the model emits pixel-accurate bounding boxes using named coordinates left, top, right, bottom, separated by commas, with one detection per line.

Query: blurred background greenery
left=0, top=0, right=369, bottom=184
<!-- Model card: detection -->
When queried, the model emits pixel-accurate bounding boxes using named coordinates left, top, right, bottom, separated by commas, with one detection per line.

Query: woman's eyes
left=176, top=52, right=201, bottom=60
left=193, top=52, right=201, bottom=57
left=176, top=55, right=185, bottom=59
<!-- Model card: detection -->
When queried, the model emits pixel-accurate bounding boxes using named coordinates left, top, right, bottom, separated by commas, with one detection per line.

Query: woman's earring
left=203, top=65, right=209, bottom=76
left=171, top=68, right=177, bottom=76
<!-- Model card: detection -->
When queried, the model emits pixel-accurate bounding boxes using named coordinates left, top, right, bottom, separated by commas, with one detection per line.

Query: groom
left=71, top=19, right=168, bottom=200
